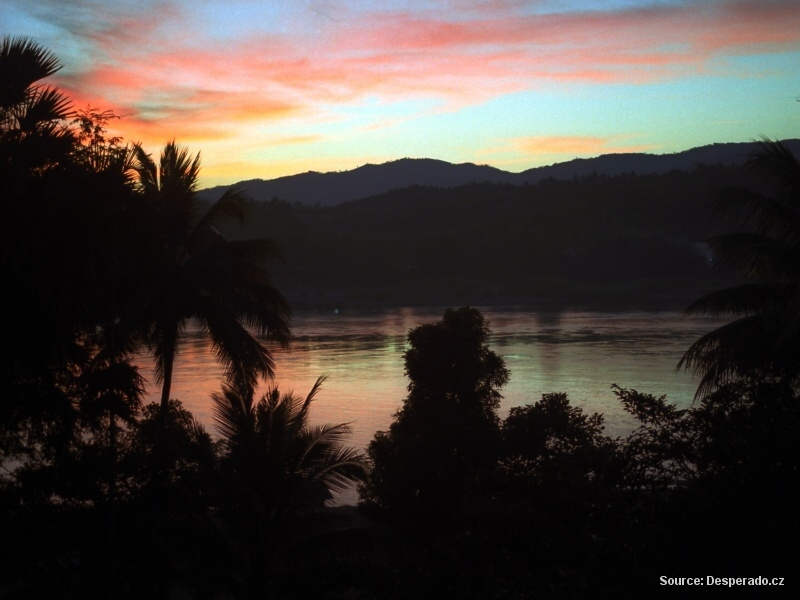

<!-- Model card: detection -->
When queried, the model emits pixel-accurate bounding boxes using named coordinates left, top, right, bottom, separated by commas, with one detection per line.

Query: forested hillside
left=220, top=163, right=761, bottom=307
left=198, top=140, right=800, bottom=207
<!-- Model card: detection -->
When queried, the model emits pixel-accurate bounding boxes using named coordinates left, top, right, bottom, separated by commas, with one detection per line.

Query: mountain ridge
left=198, top=139, right=800, bottom=207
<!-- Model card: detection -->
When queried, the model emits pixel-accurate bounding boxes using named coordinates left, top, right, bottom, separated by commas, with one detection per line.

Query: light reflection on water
left=136, top=306, right=721, bottom=452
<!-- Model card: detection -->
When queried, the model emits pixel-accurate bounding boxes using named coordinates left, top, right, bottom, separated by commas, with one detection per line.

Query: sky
left=3, top=0, right=800, bottom=188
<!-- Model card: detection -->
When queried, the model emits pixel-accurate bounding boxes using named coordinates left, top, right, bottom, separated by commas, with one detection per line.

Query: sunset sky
left=3, top=0, right=800, bottom=188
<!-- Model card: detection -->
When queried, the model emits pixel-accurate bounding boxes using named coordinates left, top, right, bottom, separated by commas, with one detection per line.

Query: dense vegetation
left=2, top=38, right=798, bottom=599
left=1, top=37, right=367, bottom=599
left=359, top=308, right=799, bottom=598
left=219, top=166, right=770, bottom=308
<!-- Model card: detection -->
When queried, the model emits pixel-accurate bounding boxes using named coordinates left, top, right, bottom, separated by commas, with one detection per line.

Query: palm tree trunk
left=159, top=334, right=176, bottom=411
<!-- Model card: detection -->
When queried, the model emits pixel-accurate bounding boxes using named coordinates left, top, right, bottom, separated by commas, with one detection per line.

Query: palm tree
left=130, top=142, right=291, bottom=410
left=211, top=376, right=370, bottom=592
left=1, top=38, right=88, bottom=454
left=0, top=36, right=71, bottom=134
left=679, top=138, right=800, bottom=397
left=213, top=375, right=368, bottom=512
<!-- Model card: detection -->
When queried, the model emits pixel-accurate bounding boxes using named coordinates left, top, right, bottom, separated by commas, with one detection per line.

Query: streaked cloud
left=514, top=135, right=653, bottom=156
left=3, top=0, right=800, bottom=184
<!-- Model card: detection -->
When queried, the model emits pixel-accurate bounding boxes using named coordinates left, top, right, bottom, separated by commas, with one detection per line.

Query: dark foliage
left=361, top=307, right=508, bottom=523
left=358, top=307, right=798, bottom=598
left=3, top=38, right=797, bottom=600
left=0, top=39, right=299, bottom=599
left=1, top=37, right=148, bottom=493
left=208, top=377, right=377, bottom=597
left=364, top=377, right=799, bottom=599
left=220, top=166, right=758, bottom=308
left=130, top=142, right=292, bottom=410
left=680, top=138, right=800, bottom=396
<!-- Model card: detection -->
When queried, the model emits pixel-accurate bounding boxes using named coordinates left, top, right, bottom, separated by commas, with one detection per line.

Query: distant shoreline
left=280, top=276, right=733, bottom=313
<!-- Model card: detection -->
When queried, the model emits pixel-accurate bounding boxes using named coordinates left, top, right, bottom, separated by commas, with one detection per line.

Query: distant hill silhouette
left=199, top=139, right=800, bottom=206
left=214, top=160, right=782, bottom=309
left=198, top=158, right=512, bottom=205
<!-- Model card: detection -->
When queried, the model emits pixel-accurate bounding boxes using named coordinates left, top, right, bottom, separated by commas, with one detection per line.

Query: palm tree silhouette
left=0, top=36, right=71, bottom=135
left=213, top=375, right=368, bottom=512
left=679, top=138, right=800, bottom=396
left=211, top=376, right=370, bottom=591
left=131, top=142, right=291, bottom=410
left=2, top=37, right=94, bottom=446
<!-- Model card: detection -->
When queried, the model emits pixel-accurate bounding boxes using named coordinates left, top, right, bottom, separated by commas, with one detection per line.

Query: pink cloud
left=43, top=0, right=800, bottom=153
left=334, top=0, right=800, bottom=84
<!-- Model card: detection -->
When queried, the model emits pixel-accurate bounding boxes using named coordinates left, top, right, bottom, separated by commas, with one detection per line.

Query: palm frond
left=259, top=386, right=303, bottom=443
left=189, top=188, right=250, bottom=252
left=182, top=238, right=286, bottom=304
left=131, top=143, right=159, bottom=196
left=679, top=312, right=777, bottom=373
left=304, top=442, right=370, bottom=495
left=298, top=423, right=353, bottom=459
left=685, top=282, right=797, bottom=318
left=217, top=237, right=285, bottom=264
left=711, top=187, right=800, bottom=242
left=679, top=311, right=786, bottom=398
left=185, top=248, right=292, bottom=346
left=160, top=140, right=200, bottom=196
left=14, top=85, right=72, bottom=131
left=747, top=136, right=800, bottom=196
left=215, top=375, right=368, bottom=506
left=0, top=37, right=62, bottom=113
left=190, top=416, right=219, bottom=472
left=231, top=276, right=292, bottom=343
left=200, top=310, right=274, bottom=386
left=257, top=380, right=326, bottom=460
left=297, top=375, right=328, bottom=428
left=118, top=143, right=139, bottom=183
left=709, top=232, right=800, bottom=282
left=212, top=377, right=256, bottom=444
left=294, top=421, right=370, bottom=493
left=297, top=431, right=344, bottom=479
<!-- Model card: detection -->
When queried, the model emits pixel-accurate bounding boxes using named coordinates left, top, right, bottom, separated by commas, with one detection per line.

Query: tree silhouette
left=1, top=37, right=140, bottom=462
left=131, top=142, right=292, bottom=409
left=213, top=375, right=368, bottom=512
left=211, top=376, right=370, bottom=593
left=0, top=39, right=296, bottom=597
left=70, top=106, right=135, bottom=175
left=501, top=392, right=619, bottom=488
left=361, top=307, right=508, bottom=521
left=0, top=36, right=71, bottom=140
left=679, top=138, right=800, bottom=396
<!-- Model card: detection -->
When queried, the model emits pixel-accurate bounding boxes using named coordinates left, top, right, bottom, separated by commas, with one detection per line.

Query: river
left=137, top=306, right=720, bottom=450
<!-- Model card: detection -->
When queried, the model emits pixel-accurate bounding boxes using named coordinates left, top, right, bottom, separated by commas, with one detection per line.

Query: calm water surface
left=138, top=306, right=720, bottom=449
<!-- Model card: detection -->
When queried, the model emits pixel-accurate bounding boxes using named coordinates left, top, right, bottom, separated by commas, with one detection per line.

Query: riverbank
left=280, top=275, right=736, bottom=312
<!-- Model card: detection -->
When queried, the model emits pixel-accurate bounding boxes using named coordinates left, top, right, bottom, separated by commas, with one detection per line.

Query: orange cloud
left=24, top=0, right=800, bottom=183
left=514, top=136, right=654, bottom=156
